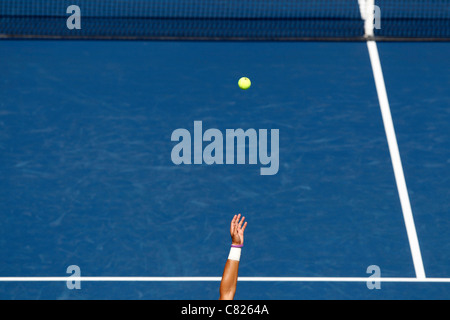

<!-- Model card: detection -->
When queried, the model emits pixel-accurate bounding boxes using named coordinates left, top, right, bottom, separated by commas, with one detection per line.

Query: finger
left=234, top=214, right=240, bottom=229
left=241, top=221, right=248, bottom=233
left=238, top=216, right=245, bottom=229
left=230, top=215, right=237, bottom=233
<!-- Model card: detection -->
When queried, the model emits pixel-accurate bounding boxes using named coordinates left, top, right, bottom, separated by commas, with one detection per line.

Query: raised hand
left=230, top=214, right=247, bottom=246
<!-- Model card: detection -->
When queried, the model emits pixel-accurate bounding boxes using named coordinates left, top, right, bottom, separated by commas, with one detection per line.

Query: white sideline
left=366, top=40, right=426, bottom=279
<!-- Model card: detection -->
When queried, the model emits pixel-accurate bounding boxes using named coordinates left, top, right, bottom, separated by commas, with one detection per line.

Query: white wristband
left=228, top=247, right=241, bottom=261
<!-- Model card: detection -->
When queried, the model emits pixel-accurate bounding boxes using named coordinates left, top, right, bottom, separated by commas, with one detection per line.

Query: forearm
left=219, top=259, right=239, bottom=300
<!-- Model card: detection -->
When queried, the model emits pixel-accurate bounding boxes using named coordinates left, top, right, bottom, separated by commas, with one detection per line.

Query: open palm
left=230, top=214, right=247, bottom=245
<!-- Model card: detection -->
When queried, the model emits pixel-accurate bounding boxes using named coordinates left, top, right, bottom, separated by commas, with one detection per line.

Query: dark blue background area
left=1, top=281, right=450, bottom=300
left=0, top=41, right=448, bottom=299
left=378, top=43, right=450, bottom=279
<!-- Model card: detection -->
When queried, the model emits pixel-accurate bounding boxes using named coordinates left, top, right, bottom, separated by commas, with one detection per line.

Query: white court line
left=366, top=40, right=426, bottom=279
left=0, top=277, right=449, bottom=283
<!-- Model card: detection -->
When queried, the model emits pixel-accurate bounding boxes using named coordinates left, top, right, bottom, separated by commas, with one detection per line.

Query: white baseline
left=0, top=276, right=449, bottom=282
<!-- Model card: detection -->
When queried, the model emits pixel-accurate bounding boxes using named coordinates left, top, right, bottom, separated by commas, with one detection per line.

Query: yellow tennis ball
left=238, top=77, right=251, bottom=90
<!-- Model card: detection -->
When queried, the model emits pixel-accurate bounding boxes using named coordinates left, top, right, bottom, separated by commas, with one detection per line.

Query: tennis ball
left=238, top=77, right=251, bottom=90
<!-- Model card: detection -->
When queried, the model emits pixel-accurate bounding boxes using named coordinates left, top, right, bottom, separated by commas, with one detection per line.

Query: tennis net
left=1, top=0, right=449, bottom=40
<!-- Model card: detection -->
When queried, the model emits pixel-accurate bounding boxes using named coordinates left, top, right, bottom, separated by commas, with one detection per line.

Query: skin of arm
left=219, top=214, right=247, bottom=300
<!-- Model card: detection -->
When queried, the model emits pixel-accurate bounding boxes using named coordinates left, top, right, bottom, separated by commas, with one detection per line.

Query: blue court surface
left=0, top=40, right=449, bottom=299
